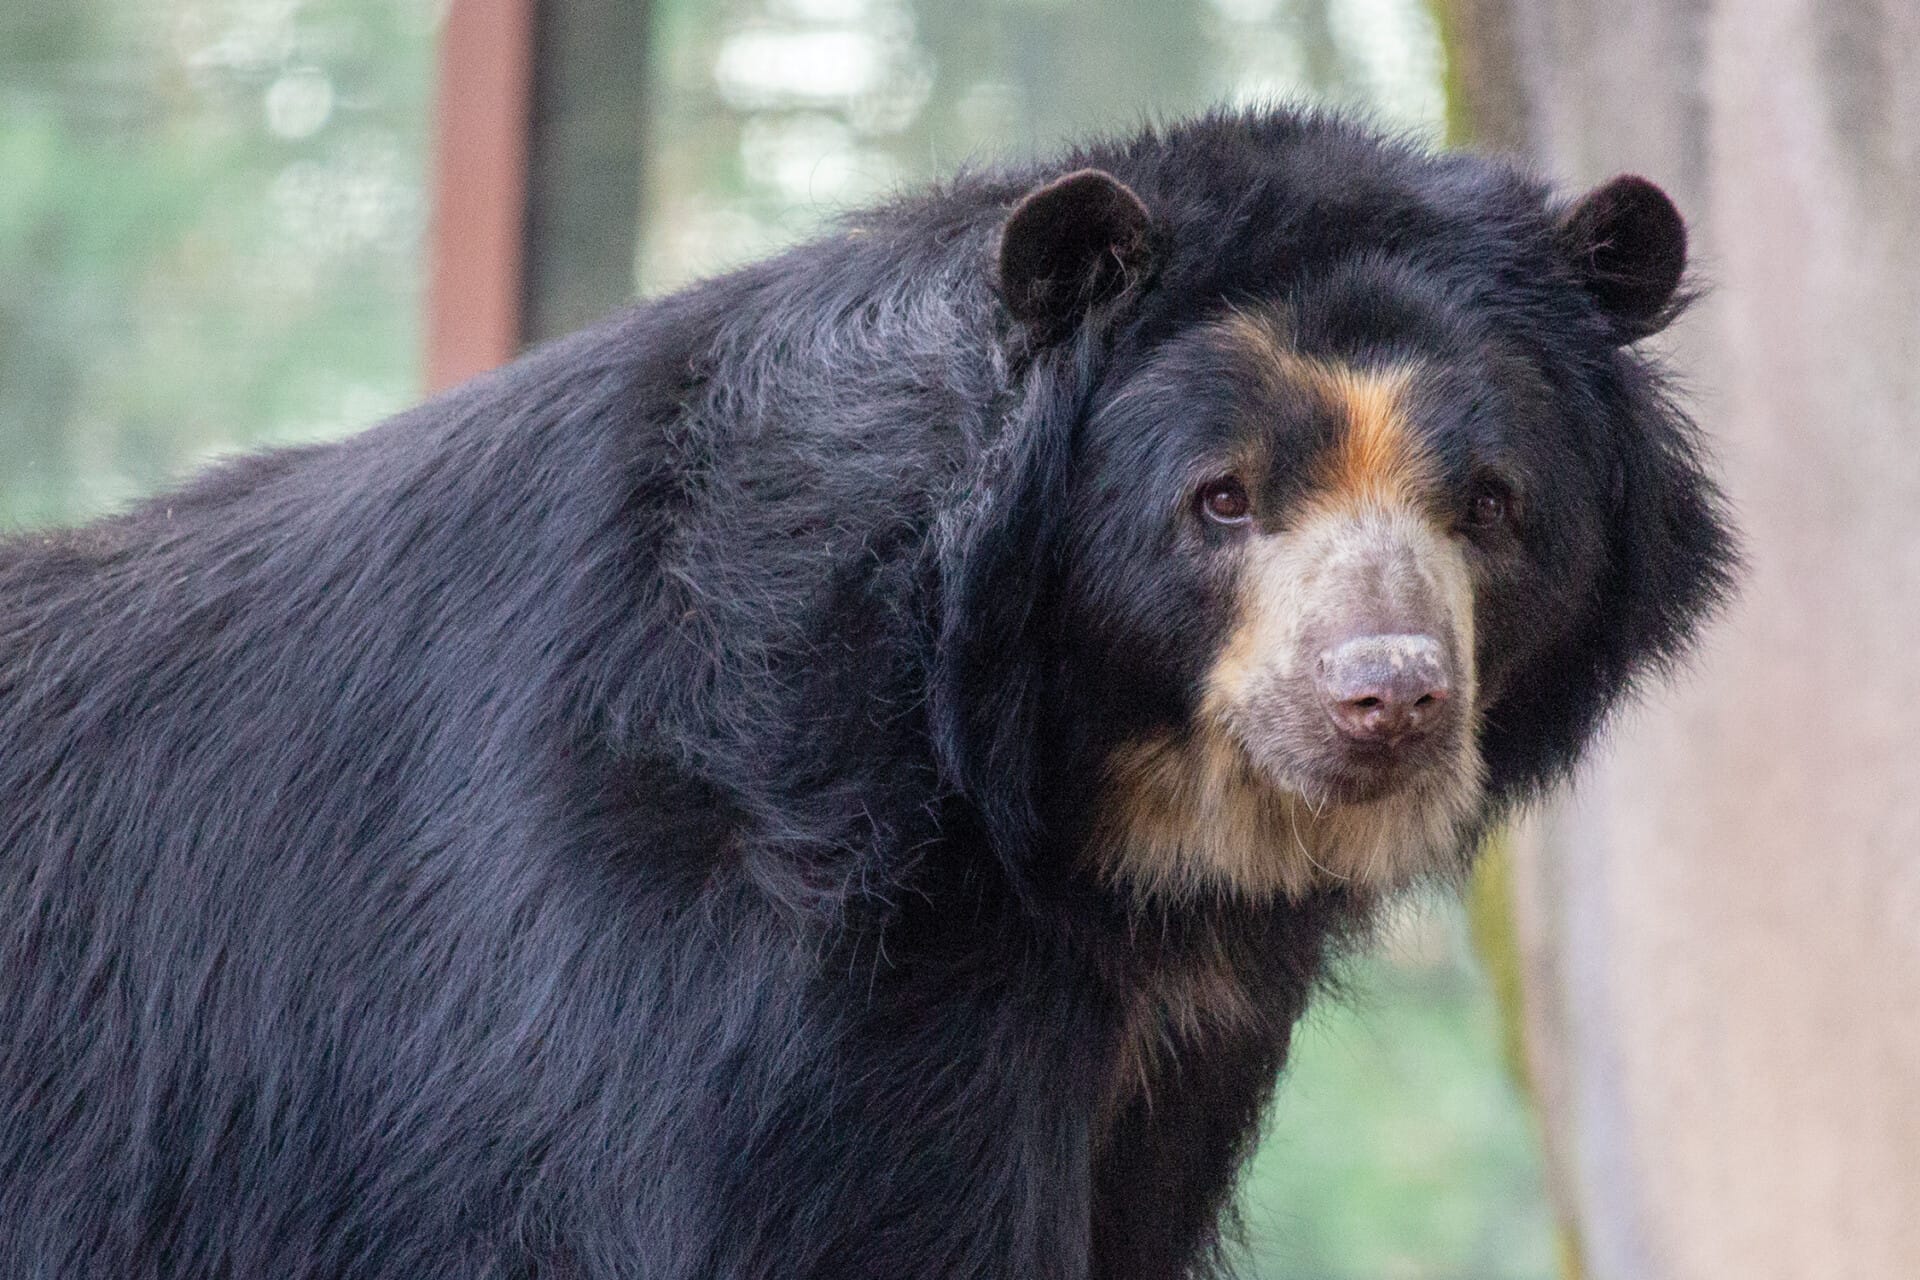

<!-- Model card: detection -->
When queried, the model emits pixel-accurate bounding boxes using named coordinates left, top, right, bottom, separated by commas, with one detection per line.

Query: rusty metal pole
left=424, top=0, right=538, bottom=393
left=424, top=0, right=649, bottom=392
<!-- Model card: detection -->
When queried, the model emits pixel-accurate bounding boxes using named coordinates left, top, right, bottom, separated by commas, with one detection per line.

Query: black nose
left=1317, top=634, right=1453, bottom=746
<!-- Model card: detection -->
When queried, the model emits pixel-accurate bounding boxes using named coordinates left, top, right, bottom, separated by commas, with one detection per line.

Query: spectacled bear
left=0, top=109, right=1734, bottom=1279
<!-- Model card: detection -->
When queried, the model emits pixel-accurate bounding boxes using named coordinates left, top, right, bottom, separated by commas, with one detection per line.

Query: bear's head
left=933, top=137, right=1735, bottom=906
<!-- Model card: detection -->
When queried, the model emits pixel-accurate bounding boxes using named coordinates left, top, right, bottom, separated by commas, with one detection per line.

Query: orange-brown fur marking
left=1214, top=310, right=1431, bottom=510
left=1306, top=362, right=1426, bottom=508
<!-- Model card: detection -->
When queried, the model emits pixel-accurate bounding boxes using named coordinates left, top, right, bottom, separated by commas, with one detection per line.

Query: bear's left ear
left=1557, top=175, right=1688, bottom=342
left=998, top=168, right=1156, bottom=341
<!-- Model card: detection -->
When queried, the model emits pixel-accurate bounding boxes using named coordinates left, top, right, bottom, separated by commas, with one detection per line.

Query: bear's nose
left=1316, top=634, right=1453, bottom=746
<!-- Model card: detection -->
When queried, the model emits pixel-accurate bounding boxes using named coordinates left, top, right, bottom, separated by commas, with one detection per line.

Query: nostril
left=1317, top=634, right=1456, bottom=746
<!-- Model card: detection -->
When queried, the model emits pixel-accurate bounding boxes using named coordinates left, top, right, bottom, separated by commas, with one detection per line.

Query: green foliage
left=1239, top=898, right=1555, bottom=1279
left=634, top=0, right=1445, bottom=293
left=0, top=0, right=435, bottom=527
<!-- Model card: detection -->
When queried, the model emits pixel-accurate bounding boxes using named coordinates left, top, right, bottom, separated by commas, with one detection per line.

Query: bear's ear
left=1557, top=175, right=1688, bottom=342
left=998, top=168, right=1155, bottom=341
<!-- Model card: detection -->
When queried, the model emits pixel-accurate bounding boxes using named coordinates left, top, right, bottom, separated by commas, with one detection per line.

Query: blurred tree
left=1447, top=1, right=1920, bottom=1276
left=632, top=0, right=1445, bottom=293
left=524, top=0, right=652, bottom=340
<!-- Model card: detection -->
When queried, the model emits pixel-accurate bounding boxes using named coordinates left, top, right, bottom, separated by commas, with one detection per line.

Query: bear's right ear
left=997, top=168, right=1155, bottom=342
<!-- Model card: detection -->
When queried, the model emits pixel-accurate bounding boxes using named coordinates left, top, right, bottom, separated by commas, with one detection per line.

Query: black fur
left=0, top=109, right=1734, bottom=1279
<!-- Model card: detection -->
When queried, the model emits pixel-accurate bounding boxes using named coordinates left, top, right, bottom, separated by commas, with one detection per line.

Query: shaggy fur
left=0, top=109, right=1734, bottom=1279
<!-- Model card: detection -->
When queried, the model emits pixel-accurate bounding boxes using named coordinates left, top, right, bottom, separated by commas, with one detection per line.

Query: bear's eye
left=1464, top=479, right=1521, bottom=534
left=1197, top=477, right=1252, bottom=526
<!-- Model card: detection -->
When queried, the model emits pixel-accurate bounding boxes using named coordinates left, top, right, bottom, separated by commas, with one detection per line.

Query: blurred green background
left=0, top=2, right=1550, bottom=1275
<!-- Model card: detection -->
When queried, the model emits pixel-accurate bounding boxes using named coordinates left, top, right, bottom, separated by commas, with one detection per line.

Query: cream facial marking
left=1095, top=324, right=1485, bottom=903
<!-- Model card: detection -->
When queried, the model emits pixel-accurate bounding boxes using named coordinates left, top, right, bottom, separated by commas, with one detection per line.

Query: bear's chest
left=1096, top=945, right=1271, bottom=1129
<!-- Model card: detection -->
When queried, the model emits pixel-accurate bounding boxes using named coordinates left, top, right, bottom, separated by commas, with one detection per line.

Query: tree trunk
left=1447, top=1, right=1920, bottom=1276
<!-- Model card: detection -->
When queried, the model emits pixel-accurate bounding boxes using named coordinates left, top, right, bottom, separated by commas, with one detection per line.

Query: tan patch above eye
left=1306, top=362, right=1428, bottom=508
left=1211, top=310, right=1432, bottom=511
